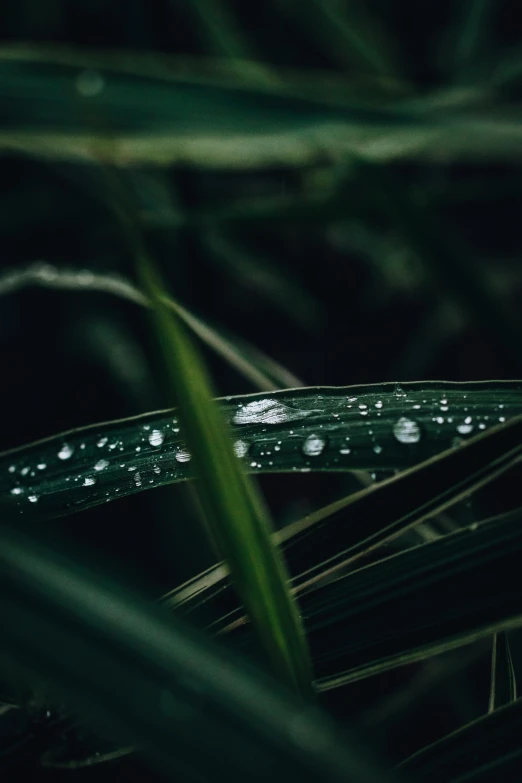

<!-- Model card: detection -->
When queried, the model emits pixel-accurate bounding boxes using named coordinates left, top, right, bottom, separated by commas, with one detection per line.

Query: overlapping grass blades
left=2, top=382, right=520, bottom=521
left=137, top=253, right=313, bottom=697
left=0, top=525, right=392, bottom=783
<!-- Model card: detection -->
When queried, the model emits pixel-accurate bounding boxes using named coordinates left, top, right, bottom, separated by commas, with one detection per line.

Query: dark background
left=0, top=0, right=521, bottom=779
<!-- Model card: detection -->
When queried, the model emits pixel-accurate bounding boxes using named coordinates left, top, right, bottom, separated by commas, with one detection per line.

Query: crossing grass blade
left=136, top=252, right=313, bottom=698
left=397, top=697, right=522, bottom=782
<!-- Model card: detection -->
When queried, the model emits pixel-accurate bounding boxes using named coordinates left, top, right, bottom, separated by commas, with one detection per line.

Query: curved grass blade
left=0, top=262, right=301, bottom=391
left=137, top=253, right=313, bottom=698
left=397, top=697, right=522, bottom=782
left=2, top=46, right=522, bottom=167
left=2, top=382, right=521, bottom=522
left=0, top=525, right=394, bottom=783
left=488, top=632, right=517, bottom=713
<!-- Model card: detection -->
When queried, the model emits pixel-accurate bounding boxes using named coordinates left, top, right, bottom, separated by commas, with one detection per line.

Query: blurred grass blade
left=451, top=0, right=493, bottom=81
left=137, top=253, right=313, bottom=697
left=2, top=46, right=522, bottom=166
left=0, top=262, right=301, bottom=390
left=397, top=697, right=522, bottom=782
left=0, top=525, right=392, bottom=783
left=488, top=632, right=517, bottom=713
left=2, top=381, right=521, bottom=522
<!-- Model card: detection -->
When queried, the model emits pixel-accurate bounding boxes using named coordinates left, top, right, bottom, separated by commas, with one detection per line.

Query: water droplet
left=373, top=444, right=382, bottom=454
left=499, top=416, right=506, bottom=423
left=10, top=487, right=23, bottom=496
left=302, top=434, right=326, bottom=457
left=175, top=449, right=192, bottom=463
left=8, top=465, right=15, bottom=473
left=339, top=447, right=351, bottom=455
left=347, top=396, right=358, bottom=403
left=83, top=476, right=96, bottom=486
left=231, top=399, right=314, bottom=425
left=37, top=463, right=46, bottom=470
left=456, top=423, right=473, bottom=435
left=464, top=416, right=472, bottom=424
left=393, top=417, right=421, bottom=444
left=28, top=495, right=39, bottom=503
left=394, top=384, right=407, bottom=398
left=233, top=440, right=249, bottom=458
left=250, top=461, right=258, bottom=468
left=95, top=459, right=109, bottom=471
left=97, top=437, right=108, bottom=448
left=413, top=404, right=421, bottom=410
left=134, top=471, right=142, bottom=486
left=76, top=69, right=105, bottom=97
left=434, top=416, right=444, bottom=425
left=153, top=466, right=161, bottom=475
left=479, top=423, right=486, bottom=430
left=375, top=401, right=383, bottom=409
left=58, top=443, right=74, bottom=460
left=21, top=467, right=30, bottom=476
left=359, top=409, right=369, bottom=416
left=149, top=429, right=165, bottom=447
left=128, top=466, right=137, bottom=472
left=358, top=403, right=368, bottom=410
left=300, top=467, right=311, bottom=473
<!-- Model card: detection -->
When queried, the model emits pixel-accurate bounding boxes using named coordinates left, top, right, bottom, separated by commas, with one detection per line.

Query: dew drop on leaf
left=149, top=429, right=165, bottom=447
left=302, top=434, right=326, bottom=457
left=456, top=422, right=474, bottom=435
left=393, top=416, right=421, bottom=444
left=10, top=487, right=23, bottom=496
left=83, top=476, right=96, bottom=486
left=28, top=495, right=39, bottom=503
left=97, top=437, right=108, bottom=448
left=94, top=459, right=109, bottom=471
left=175, top=448, right=192, bottom=463
left=233, top=440, right=249, bottom=458
left=232, top=399, right=313, bottom=425
left=58, top=443, right=74, bottom=460
left=373, top=444, right=382, bottom=454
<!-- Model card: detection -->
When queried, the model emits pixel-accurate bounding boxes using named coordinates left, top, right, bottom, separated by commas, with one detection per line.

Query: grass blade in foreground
left=2, top=382, right=521, bottom=522
left=137, top=254, right=313, bottom=698
left=0, top=525, right=393, bottom=783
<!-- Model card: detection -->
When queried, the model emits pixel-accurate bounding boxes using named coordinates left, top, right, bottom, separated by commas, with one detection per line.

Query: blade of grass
left=488, top=632, right=517, bottom=713
left=0, top=525, right=393, bottom=783
left=136, top=251, right=313, bottom=698
left=397, top=696, right=522, bottom=782
left=0, top=262, right=302, bottom=390
left=2, top=382, right=522, bottom=522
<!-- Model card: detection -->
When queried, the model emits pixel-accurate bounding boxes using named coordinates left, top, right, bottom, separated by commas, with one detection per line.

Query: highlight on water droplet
left=94, top=459, right=109, bottom=471
left=233, top=440, right=249, bottom=458
left=58, top=443, right=74, bottom=460
left=10, top=487, right=23, bottom=496
left=393, top=416, right=421, bottom=444
left=175, top=448, right=192, bottom=463
left=83, top=476, right=96, bottom=486
left=28, top=494, right=39, bottom=503
left=394, top=384, right=407, bottom=398
left=149, top=429, right=165, bottom=447
left=302, top=433, right=326, bottom=457
left=231, top=398, right=313, bottom=426
left=373, top=444, right=382, bottom=454
left=97, top=437, right=108, bottom=448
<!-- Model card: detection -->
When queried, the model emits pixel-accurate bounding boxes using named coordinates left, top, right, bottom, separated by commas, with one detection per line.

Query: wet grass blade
left=488, top=632, right=517, bottom=713
left=0, top=525, right=393, bottom=783
left=2, top=381, right=521, bottom=522
left=136, top=253, right=313, bottom=698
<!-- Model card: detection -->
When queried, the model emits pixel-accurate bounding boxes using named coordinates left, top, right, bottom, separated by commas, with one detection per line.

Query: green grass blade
left=136, top=253, right=313, bottom=698
left=2, top=382, right=521, bottom=522
left=0, top=262, right=302, bottom=390
left=0, top=525, right=392, bottom=783
left=397, top=697, right=522, bottom=782
left=488, top=632, right=517, bottom=713
left=2, top=45, right=522, bottom=167
left=166, top=411, right=522, bottom=628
